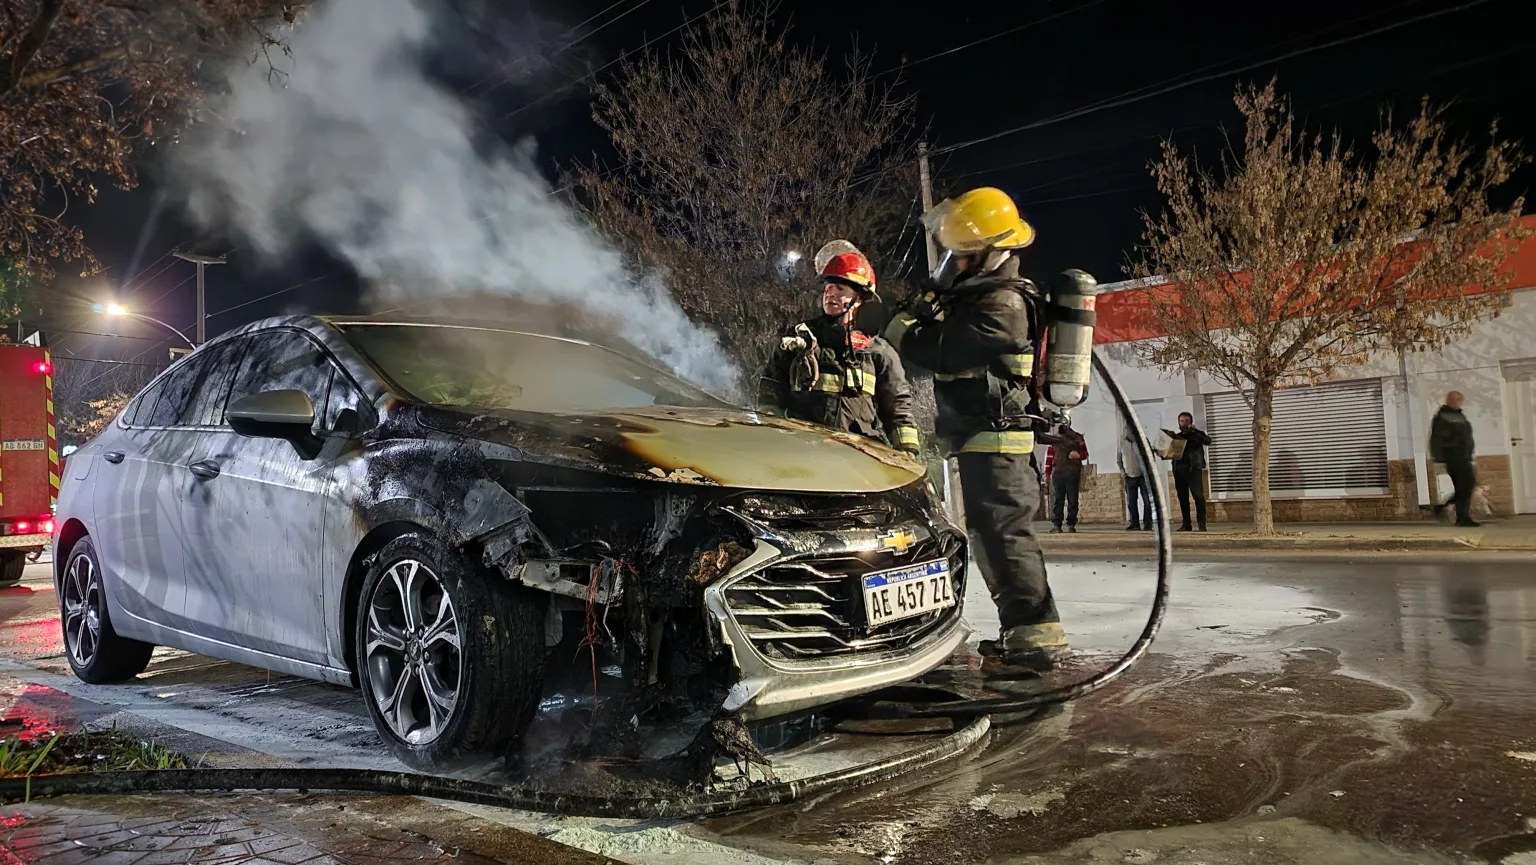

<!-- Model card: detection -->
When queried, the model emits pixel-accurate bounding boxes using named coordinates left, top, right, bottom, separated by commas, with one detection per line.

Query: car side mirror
left=228, top=390, right=323, bottom=459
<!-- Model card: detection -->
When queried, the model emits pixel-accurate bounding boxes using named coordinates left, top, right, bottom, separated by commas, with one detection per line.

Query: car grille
left=724, top=532, right=965, bottom=662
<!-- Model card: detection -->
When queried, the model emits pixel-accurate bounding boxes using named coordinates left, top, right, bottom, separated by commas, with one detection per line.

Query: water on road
left=4, top=554, right=1535, bottom=864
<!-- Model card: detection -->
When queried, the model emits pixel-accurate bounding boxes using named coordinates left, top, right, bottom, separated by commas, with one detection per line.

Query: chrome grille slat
left=723, top=530, right=964, bottom=661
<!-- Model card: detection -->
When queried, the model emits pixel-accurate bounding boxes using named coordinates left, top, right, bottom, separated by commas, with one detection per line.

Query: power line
left=467, top=0, right=641, bottom=93
left=206, top=276, right=328, bottom=319
left=53, top=356, right=166, bottom=369
left=879, top=0, right=1112, bottom=75
left=507, top=0, right=730, bottom=120
left=933, top=0, right=1497, bottom=156
left=943, top=38, right=1525, bottom=186
left=48, top=329, right=169, bottom=342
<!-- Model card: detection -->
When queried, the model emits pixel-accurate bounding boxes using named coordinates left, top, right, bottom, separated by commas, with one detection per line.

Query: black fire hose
left=0, top=355, right=1169, bottom=818
left=0, top=716, right=993, bottom=819
left=905, top=351, right=1173, bottom=718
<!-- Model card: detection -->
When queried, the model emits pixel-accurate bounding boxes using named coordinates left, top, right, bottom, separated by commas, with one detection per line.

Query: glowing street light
left=91, top=302, right=195, bottom=349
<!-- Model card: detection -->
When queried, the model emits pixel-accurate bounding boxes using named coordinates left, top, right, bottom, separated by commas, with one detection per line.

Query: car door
left=89, top=359, right=206, bottom=631
left=181, top=328, right=351, bottom=664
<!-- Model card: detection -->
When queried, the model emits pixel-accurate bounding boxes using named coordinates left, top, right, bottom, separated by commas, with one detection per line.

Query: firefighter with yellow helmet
left=759, top=241, right=921, bottom=453
left=885, top=187, right=1069, bottom=672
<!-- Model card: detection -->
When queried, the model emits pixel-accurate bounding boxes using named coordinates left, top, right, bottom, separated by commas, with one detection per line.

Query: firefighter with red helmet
left=758, top=242, right=921, bottom=453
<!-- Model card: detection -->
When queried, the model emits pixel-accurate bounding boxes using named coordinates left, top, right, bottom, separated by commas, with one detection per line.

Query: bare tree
left=571, top=0, right=921, bottom=382
left=1130, top=81, right=1529, bottom=534
left=62, top=390, right=130, bottom=442
left=52, top=356, right=157, bottom=445
left=1, top=0, right=302, bottom=284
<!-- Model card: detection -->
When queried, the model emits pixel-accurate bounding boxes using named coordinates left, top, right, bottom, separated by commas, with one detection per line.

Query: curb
left=1037, top=536, right=1535, bottom=553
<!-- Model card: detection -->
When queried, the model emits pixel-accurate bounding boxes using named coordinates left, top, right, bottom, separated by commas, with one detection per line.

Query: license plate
left=862, top=559, right=954, bottom=628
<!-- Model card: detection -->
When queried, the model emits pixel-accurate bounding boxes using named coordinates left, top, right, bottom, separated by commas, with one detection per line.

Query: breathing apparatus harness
left=892, top=249, right=1173, bottom=716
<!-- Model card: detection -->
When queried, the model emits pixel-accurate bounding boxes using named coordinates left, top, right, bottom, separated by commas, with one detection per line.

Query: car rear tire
left=0, top=551, right=25, bottom=587
left=355, top=532, right=547, bottom=772
left=60, top=537, right=155, bottom=683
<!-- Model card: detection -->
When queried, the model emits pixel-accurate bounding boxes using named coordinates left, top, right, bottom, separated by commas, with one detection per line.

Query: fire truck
left=0, top=342, right=59, bottom=586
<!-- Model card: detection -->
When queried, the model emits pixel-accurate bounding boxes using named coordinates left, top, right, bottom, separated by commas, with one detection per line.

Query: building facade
left=1061, top=217, right=1536, bottom=524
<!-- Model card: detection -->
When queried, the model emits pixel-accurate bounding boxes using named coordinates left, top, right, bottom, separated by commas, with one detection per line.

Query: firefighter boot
left=979, top=622, right=1070, bottom=677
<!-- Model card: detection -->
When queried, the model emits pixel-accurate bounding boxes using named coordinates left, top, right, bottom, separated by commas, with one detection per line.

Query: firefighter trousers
left=956, top=452, right=1060, bottom=646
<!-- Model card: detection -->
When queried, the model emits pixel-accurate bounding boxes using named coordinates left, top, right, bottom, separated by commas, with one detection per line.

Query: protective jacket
left=757, top=314, right=920, bottom=451
left=885, top=257, right=1042, bottom=455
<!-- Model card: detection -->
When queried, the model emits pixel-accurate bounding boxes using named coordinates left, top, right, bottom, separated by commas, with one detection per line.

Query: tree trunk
left=1251, top=382, right=1275, bottom=535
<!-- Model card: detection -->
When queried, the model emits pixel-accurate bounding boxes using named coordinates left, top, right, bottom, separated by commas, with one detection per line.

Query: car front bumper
left=703, top=531, right=970, bottom=722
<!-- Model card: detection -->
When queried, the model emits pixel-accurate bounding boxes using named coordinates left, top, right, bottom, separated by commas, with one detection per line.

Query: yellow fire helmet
left=922, top=187, right=1036, bottom=254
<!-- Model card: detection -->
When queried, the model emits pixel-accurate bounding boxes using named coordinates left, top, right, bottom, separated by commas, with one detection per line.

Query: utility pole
left=174, top=251, right=226, bottom=345
left=918, top=142, right=939, bottom=272
left=917, top=141, right=964, bottom=524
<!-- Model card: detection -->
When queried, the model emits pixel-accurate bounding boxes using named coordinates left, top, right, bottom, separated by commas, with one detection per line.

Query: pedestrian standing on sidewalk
left=1168, top=412, right=1212, bottom=532
left=1118, top=424, right=1153, bottom=531
left=1044, top=421, right=1088, bottom=533
left=1430, top=390, right=1480, bottom=527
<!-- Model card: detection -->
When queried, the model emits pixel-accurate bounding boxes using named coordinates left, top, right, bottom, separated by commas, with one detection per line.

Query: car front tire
left=59, top=537, right=155, bottom=683
left=355, top=532, right=547, bottom=772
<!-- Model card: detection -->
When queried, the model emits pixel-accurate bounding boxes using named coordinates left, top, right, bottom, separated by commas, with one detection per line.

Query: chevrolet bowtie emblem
left=879, top=529, right=918, bottom=555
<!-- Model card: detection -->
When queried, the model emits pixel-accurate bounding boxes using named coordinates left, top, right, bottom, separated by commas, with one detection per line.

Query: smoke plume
left=174, top=0, right=740, bottom=395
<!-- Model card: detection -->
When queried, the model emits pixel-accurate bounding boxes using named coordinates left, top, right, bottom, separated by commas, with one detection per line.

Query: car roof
left=220, top=314, right=597, bottom=347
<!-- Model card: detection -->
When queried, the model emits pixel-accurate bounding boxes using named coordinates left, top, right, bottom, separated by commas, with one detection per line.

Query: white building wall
left=1084, top=285, right=1536, bottom=501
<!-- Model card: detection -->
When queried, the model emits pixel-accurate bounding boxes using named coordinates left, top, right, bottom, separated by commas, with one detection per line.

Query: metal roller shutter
left=1203, top=379, right=1389, bottom=499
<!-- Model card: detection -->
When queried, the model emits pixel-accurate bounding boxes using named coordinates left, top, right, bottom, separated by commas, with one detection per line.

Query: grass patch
left=0, top=728, right=189, bottom=778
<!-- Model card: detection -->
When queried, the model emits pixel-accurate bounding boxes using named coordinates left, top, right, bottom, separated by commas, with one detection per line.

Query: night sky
left=46, top=0, right=1533, bottom=375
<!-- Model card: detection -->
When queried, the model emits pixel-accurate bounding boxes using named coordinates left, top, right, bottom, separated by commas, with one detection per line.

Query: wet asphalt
left=3, top=553, right=1536, bottom=864
left=712, top=554, right=1536, bottom=864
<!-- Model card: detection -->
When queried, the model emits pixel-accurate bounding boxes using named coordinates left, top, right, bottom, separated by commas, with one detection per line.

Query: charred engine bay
left=409, top=426, right=960, bottom=797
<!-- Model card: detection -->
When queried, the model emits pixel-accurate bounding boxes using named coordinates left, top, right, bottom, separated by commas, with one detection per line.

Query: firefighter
left=884, top=187, right=1066, bottom=672
left=758, top=244, right=921, bottom=453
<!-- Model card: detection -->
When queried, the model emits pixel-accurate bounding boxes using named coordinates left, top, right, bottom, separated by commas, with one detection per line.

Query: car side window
left=179, top=338, right=249, bottom=427
left=124, top=379, right=166, bottom=428
left=143, top=360, right=202, bottom=428
left=324, top=371, right=365, bottom=431
left=226, top=330, right=335, bottom=428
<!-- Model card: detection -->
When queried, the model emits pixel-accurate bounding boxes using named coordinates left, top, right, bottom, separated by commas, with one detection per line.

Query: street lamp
left=92, top=303, right=195, bottom=350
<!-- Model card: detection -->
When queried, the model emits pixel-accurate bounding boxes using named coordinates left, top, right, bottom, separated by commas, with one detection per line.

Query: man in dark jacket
left=759, top=246, right=920, bottom=452
left=1044, top=422, right=1088, bottom=532
left=885, top=186, right=1069, bottom=673
left=1168, top=411, right=1212, bottom=532
left=1430, top=390, right=1479, bottom=527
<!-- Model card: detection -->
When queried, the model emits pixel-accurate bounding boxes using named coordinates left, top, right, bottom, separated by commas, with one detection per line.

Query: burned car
left=54, top=316, right=967, bottom=770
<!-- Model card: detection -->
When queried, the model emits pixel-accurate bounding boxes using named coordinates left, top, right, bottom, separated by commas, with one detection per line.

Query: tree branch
left=0, top=0, right=65, bottom=98
left=15, top=44, right=131, bottom=89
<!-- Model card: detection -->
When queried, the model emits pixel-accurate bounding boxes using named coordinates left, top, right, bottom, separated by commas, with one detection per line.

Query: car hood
left=419, top=404, right=926, bottom=493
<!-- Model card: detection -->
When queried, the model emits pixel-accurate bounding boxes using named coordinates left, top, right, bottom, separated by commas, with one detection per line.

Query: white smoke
left=174, top=0, right=740, bottom=395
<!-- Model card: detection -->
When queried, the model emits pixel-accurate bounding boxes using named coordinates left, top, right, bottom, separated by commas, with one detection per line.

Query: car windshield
left=341, top=323, right=727, bottom=413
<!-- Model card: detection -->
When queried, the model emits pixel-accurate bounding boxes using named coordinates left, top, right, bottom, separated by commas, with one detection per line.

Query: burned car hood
left=419, top=404, right=926, bottom=493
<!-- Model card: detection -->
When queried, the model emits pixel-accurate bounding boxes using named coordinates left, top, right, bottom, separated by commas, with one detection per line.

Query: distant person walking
left=1118, top=424, right=1153, bottom=531
left=1045, top=422, right=1089, bottom=533
left=1166, top=412, right=1212, bottom=532
left=1430, top=391, right=1480, bottom=527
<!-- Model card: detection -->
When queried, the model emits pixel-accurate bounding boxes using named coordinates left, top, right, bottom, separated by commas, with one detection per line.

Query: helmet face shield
left=929, top=249, right=960, bottom=290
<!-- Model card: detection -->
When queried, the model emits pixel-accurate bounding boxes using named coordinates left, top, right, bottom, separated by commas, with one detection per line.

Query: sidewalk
left=1036, top=514, right=1536, bottom=552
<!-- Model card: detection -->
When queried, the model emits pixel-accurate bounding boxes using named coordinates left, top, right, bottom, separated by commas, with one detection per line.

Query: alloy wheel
left=62, top=552, right=102, bottom=668
left=365, top=559, right=463, bottom=745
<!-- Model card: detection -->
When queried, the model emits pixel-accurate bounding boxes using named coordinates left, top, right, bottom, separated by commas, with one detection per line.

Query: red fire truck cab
left=0, top=344, right=59, bottom=586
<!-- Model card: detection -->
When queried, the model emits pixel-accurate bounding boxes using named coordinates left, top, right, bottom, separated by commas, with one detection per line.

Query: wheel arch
left=53, top=519, right=90, bottom=589
left=339, top=520, right=426, bottom=683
